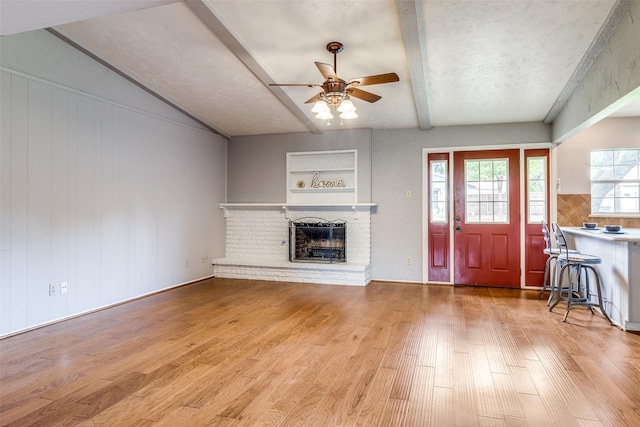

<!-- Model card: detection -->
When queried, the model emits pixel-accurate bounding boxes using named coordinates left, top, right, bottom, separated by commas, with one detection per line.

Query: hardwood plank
left=354, top=366, right=397, bottom=426
left=491, top=372, right=525, bottom=419
left=432, top=386, right=455, bottom=425
left=388, top=352, right=417, bottom=400
left=404, top=365, right=435, bottom=426
left=519, top=393, right=560, bottom=427
left=453, top=350, right=480, bottom=425
left=433, top=328, right=455, bottom=389
left=2, top=278, right=640, bottom=426
left=379, top=397, right=407, bottom=427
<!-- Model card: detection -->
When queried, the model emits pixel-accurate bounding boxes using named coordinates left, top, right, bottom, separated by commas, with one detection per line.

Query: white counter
left=563, top=227, right=640, bottom=331
left=563, top=226, right=640, bottom=242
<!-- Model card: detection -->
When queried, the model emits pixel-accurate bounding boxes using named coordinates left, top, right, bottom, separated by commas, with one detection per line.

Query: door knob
left=455, top=216, right=461, bottom=222
left=455, top=226, right=462, bottom=231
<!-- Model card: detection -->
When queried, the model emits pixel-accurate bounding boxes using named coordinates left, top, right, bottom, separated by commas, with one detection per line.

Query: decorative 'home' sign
left=310, top=171, right=346, bottom=189
left=286, top=149, right=357, bottom=204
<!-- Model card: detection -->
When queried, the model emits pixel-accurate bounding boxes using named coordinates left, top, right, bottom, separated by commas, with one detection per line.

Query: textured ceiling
left=2, top=0, right=637, bottom=138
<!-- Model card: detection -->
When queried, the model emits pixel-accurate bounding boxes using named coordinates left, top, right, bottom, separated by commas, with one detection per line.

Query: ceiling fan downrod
left=326, top=41, right=344, bottom=77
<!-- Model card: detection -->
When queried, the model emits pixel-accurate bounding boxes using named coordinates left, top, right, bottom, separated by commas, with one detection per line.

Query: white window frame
left=590, top=148, right=640, bottom=217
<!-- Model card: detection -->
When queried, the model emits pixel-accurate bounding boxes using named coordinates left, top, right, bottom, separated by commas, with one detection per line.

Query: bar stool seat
left=537, top=220, right=578, bottom=305
left=549, top=223, right=612, bottom=324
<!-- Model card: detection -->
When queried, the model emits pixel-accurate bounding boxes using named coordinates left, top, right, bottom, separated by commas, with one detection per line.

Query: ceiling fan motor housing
left=322, top=80, right=347, bottom=107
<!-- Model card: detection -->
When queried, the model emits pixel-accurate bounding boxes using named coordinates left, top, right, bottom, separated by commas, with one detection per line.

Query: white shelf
left=289, top=168, right=354, bottom=173
left=219, top=203, right=377, bottom=208
left=290, top=187, right=355, bottom=193
left=287, top=149, right=357, bottom=204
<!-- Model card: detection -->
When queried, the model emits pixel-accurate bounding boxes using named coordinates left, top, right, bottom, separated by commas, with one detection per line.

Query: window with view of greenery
left=465, top=159, right=508, bottom=223
left=590, top=149, right=640, bottom=215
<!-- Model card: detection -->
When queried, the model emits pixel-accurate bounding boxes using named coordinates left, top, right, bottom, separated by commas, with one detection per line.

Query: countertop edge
left=562, top=227, right=640, bottom=242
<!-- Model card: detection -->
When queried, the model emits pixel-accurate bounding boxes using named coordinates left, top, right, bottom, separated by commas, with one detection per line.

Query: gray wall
left=227, top=128, right=372, bottom=203
left=1, top=30, right=227, bottom=336
left=227, top=122, right=551, bottom=282
left=371, top=124, right=550, bottom=282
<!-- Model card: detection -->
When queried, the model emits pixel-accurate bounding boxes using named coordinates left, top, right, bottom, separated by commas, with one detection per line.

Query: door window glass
left=527, top=157, right=547, bottom=223
left=430, top=160, right=448, bottom=223
left=465, top=159, right=508, bottom=223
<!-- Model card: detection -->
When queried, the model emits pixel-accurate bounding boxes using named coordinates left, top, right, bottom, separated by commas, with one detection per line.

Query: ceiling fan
left=269, top=42, right=399, bottom=120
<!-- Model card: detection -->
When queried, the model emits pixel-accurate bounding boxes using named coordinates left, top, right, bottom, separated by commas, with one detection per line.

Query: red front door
left=453, top=150, right=521, bottom=287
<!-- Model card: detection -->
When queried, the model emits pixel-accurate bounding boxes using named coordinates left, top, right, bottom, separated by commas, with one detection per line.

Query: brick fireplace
left=212, top=204, right=374, bottom=286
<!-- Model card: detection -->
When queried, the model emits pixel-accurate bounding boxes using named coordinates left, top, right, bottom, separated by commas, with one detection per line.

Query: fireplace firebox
left=289, top=218, right=346, bottom=263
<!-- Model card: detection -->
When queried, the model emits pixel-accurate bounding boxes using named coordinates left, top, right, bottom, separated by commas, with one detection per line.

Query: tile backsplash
left=557, top=194, right=640, bottom=228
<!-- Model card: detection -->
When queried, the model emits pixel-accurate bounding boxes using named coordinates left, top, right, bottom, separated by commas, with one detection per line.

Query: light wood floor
left=2, top=278, right=640, bottom=426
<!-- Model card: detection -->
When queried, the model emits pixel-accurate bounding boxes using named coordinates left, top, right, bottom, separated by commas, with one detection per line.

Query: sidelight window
left=430, top=160, right=448, bottom=223
left=527, top=157, right=547, bottom=223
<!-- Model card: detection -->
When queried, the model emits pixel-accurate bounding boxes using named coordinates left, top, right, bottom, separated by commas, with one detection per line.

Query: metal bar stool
left=549, top=223, right=612, bottom=324
left=537, top=220, right=577, bottom=305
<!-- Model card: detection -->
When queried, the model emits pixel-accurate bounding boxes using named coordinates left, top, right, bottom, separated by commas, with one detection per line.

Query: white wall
left=0, top=30, right=204, bottom=130
left=0, top=30, right=227, bottom=336
left=555, top=117, right=640, bottom=195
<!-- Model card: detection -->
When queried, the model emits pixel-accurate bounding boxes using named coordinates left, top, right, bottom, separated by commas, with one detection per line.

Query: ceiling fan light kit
left=270, top=42, right=399, bottom=124
left=312, top=100, right=330, bottom=113
left=339, top=110, right=358, bottom=120
left=337, top=97, right=356, bottom=113
left=315, top=110, right=333, bottom=120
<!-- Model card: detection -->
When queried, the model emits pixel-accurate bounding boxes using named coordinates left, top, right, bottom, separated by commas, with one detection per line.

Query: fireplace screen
left=289, top=218, right=346, bottom=263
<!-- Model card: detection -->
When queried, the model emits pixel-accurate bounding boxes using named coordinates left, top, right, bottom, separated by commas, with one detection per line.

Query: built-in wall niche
left=286, top=149, right=357, bottom=204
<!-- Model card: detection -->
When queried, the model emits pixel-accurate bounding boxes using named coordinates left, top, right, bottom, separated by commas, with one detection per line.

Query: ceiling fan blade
left=315, top=62, right=338, bottom=80
left=347, top=88, right=382, bottom=103
left=269, top=83, right=321, bottom=87
left=304, top=92, right=324, bottom=104
left=348, top=73, right=399, bottom=87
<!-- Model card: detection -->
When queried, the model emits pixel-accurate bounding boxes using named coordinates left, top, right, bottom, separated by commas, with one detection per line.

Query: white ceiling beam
left=545, top=0, right=631, bottom=125
left=187, top=0, right=324, bottom=135
left=395, top=0, right=432, bottom=130
left=551, top=0, right=639, bottom=143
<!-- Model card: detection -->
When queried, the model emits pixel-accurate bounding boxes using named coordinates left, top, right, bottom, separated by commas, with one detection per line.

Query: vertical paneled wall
left=0, top=70, right=227, bottom=336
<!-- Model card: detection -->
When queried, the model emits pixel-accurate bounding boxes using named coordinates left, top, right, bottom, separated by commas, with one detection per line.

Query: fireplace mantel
left=219, top=203, right=377, bottom=219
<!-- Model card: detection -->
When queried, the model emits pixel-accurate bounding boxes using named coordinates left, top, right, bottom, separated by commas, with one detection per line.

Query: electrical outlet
left=49, top=283, right=57, bottom=296
left=407, top=257, right=412, bottom=265
left=60, top=282, right=68, bottom=294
